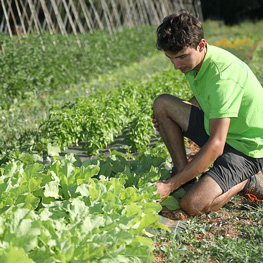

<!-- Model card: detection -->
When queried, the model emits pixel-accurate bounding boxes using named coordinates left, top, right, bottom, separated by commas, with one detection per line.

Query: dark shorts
left=183, top=106, right=263, bottom=193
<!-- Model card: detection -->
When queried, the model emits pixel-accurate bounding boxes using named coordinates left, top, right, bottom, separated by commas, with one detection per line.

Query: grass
left=154, top=197, right=263, bottom=262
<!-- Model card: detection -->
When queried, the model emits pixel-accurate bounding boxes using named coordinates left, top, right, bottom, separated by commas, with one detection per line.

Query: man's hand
left=155, top=180, right=173, bottom=202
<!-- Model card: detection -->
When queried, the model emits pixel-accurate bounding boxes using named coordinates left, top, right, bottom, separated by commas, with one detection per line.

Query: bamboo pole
left=156, top=1, right=165, bottom=20
left=61, top=0, right=69, bottom=31
left=123, top=0, right=132, bottom=26
left=1, top=0, right=13, bottom=38
left=20, top=0, right=28, bottom=31
left=40, top=0, right=56, bottom=34
left=50, top=0, right=67, bottom=36
left=144, top=0, right=158, bottom=25
left=105, top=0, right=116, bottom=32
left=0, top=9, right=5, bottom=32
left=47, top=1, right=57, bottom=32
left=28, top=0, right=40, bottom=33
left=6, top=0, right=13, bottom=34
left=1, top=43, right=5, bottom=55
left=71, top=0, right=82, bottom=32
left=139, top=0, right=150, bottom=25
left=128, top=0, right=138, bottom=26
left=61, top=0, right=81, bottom=48
left=19, top=0, right=34, bottom=33
left=6, top=0, right=21, bottom=43
left=61, top=0, right=76, bottom=33
left=149, top=0, right=160, bottom=25
left=28, top=0, right=46, bottom=51
left=14, top=0, right=26, bottom=34
left=110, top=0, right=121, bottom=27
left=69, top=0, right=85, bottom=33
left=142, top=0, right=152, bottom=25
left=79, top=0, right=94, bottom=33
left=178, top=0, right=185, bottom=11
left=56, top=0, right=64, bottom=32
left=162, top=0, right=171, bottom=17
left=89, top=0, right=104, bottom=30
left=100, top=0, right=114, bottom=34
left=28, top=0, right=41, bottom=33
left=36, top=0, right=42, bottom=31
left=135, top=0, right=144, bottom=25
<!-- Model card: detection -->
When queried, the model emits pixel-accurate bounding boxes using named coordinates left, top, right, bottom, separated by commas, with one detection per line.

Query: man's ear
left=198, top=39, right=206, bottom=51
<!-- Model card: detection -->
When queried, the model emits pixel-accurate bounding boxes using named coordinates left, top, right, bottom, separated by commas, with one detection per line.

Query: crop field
left=0, top=20, right=263, bottom=262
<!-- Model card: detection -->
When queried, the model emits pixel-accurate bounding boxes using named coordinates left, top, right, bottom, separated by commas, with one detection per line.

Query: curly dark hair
left=156, top=12, right=204, bottom=53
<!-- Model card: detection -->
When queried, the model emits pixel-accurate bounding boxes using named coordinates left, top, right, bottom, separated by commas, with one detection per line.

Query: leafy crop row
left=0, top=26, right=157, bottom=110
left=0, top=149, right=171, bottom=262
left=39, top=69, right=192, bottom=155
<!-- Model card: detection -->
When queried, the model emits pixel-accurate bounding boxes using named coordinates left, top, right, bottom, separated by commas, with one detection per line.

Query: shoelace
left=244, top=189, right=261, bottom=202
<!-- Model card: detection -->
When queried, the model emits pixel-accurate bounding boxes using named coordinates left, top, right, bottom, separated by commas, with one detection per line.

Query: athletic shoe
left=242, top=170, right=263, bottom=202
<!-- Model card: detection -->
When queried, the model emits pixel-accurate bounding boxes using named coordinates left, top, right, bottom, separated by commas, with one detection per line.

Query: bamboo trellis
left=0, top=0, right=203, bottom=45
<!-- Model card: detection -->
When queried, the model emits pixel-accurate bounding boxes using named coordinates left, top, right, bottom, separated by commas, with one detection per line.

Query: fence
left=0, top=0, right=203, bottom=47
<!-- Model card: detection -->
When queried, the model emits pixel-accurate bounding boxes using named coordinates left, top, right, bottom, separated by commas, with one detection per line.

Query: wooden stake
left=128, top=0, right=139, bottom=26
left=1, top=44, right=5, bottom=55
left=148, top=0, right=160, bottom=25
left=6, top=0, right=21, bottom=43
left=14, top=0, right=26, bottom=34
left=69, top=0, right=85, bottom=33
left=139, top=0, right=150, bottom=25
left=27, top=0, right=41, bottom=33
left=28, top=0, right=41, bottom=33
left=50, top=0, right=67, bottom=36
left=89, top=0, right=104, bottom=30
left=40, top=0, right=56, bottom=34
left=19, top=0, right=34, bottom=33
left=79, top=0, right=94, bottom=33
left=135, top=0, right=143, bottom=25
left=61, top=0, right=81, bottom=48
left=28, top=0, right=46, bottom=51
left=123, top=0, right=132, bottom=26
left=100, top=0, right=114, bottom=34
left=1, top=0, right=13, bottom=38
left=110, top=0, right=121, bottom=27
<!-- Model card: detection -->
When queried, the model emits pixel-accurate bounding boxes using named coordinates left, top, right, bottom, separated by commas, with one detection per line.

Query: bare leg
left=152, top=94, right=192, bottom=171
left=180, top=175, right=248, bottom=216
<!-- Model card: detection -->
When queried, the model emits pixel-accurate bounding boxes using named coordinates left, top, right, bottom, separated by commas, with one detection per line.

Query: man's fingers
left=155, top=181, right=170, bottom=202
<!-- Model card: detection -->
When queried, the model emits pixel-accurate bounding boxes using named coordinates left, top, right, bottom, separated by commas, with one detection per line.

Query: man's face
left=164, top=41, right=206, bottom=74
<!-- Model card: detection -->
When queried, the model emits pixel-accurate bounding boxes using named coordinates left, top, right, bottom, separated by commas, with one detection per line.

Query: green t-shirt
left=185, top=44, right=263, bottom=158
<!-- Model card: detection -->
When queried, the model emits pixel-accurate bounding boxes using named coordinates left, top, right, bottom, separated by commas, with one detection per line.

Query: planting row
left=39, top=69, right=192, bottom=155
left=0, top=26, right=157, bottom=110
left=0, top=148, right=174, bottom=262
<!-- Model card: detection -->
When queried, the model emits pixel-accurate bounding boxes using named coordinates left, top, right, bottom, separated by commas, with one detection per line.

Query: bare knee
left=153, top=94, right=173, bottom=114
left=153, top=94, right=182, bottom=117
left=180, top=196, right=209, bottom=216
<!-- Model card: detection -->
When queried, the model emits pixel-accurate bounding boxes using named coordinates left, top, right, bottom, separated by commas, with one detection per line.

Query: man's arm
left=156, top=117, right=230, bottom=201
